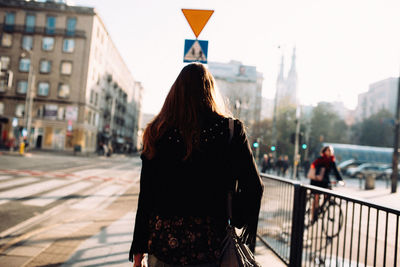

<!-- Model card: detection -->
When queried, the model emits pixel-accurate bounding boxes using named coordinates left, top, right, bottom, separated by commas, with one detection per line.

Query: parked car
left=337, top=159, right=366, bottom=176
left=381, top=165, right=400, bottom=180
left=347, top=163, right=389, bottom=179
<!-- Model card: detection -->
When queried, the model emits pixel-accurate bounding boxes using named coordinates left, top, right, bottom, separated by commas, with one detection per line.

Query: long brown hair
left=142, top=63, right=228, bottom=160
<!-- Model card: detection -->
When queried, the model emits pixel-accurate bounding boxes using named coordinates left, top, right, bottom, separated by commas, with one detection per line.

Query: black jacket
left=129, top=114, right=264, bottom=259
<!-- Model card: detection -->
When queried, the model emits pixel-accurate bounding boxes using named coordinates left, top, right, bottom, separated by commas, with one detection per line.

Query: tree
left=276, top=105, right=296, bottom=160
left=251, top=105, right=296, bottom=161
left=308, top=102, right=349, bottom=159
left=251, top=118, right=273, bottom=160
left=351, top=109, right=394, bottom=147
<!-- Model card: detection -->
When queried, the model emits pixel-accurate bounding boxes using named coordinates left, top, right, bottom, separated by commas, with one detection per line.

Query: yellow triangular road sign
left=182, top=9, right=214, bottom=38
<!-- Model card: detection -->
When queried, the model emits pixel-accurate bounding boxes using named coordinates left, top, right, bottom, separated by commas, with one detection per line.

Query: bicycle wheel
left=322, top=200, right=343, bottom=238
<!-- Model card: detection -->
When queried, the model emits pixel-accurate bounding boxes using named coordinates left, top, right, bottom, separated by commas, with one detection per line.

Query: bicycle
left=304, top=184, right=344, bottom=239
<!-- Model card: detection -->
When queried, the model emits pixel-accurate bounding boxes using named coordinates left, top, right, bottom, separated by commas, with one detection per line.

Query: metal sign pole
left=391, top=76, right=400, bottom=193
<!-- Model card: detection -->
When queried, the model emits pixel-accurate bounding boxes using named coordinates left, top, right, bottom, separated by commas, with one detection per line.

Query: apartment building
left=0, top=0, right=143, bottom=152
left=208, top=60, right=263, bottom=133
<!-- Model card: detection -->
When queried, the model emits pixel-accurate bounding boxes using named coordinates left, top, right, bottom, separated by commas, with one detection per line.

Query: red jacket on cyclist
left=310, top=145, right=343, bottom=189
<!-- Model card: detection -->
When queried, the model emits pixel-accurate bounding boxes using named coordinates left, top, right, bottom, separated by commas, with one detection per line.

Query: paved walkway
left=61, top=211, right=284, bottom=266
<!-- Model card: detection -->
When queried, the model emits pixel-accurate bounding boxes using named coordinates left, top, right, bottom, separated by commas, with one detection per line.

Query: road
left=0, top=152, right=141, bottom=266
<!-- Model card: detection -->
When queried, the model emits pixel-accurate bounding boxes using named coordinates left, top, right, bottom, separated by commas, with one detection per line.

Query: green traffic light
left=302, top=144, right=307, bottom=149
left=271, top=146, right=276, bottom=151
left=253, top=142, right=259, bottom=148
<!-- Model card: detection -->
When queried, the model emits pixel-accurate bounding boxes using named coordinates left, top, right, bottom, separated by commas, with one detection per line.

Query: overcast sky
left=73, top=0, right=400, bottom=115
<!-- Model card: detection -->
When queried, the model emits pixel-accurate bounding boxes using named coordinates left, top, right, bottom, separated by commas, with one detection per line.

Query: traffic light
left=271, top=145, right=276, bottom=152
left=291, top=132, right=304, bottom=145
left=302, top=144, right=307, bottom=150
left=290, top=133, right=296, bottom=144
left=253, top=142, right=259, bottom=148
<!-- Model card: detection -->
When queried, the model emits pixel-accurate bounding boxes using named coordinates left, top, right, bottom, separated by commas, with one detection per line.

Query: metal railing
left=257, top=174, right=400, bottom=267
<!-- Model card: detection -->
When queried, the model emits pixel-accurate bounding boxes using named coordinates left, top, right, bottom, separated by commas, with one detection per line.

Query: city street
left=0, top=152, right=142, bottom=266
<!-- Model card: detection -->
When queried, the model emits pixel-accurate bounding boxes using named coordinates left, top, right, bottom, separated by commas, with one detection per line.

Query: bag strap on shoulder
left=227, top=118, right=235, bottom=225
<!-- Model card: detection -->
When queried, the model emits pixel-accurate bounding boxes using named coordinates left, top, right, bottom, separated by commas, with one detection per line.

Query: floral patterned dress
left=147, top=215, right=226, bottom=265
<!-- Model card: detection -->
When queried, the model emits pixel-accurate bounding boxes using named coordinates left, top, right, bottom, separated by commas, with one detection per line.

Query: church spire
left=289, top=46, right=297, bottom=75
left=277, top=54, right=285, bottom=82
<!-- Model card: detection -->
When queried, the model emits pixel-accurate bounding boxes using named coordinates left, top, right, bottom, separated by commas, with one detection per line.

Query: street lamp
left=21, top=49, right=35, bottom=151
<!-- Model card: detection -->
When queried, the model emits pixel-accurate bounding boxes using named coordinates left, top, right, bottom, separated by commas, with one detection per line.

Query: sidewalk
left=0, top=181, right=283, bottom=266
left=60, top=211, right=285, bottom=267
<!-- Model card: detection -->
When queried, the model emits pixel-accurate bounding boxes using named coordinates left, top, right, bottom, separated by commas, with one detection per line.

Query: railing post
left=289, top=183, right=307, bottom=267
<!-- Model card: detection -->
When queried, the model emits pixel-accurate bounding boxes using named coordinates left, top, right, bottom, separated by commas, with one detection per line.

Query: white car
left=347, top=163, right=389, bottom=179
left=382, top=165, right=400, bottom=180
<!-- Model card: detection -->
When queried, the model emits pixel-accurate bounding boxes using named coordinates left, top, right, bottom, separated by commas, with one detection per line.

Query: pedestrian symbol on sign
left=184, top=39, right=208, bottom=63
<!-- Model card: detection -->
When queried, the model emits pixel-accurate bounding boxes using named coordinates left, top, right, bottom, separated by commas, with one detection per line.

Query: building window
left=1, top=33, right=12, bottom=47
left=0, top=102, right=4, bottom=115
left=36, top=105, right=44, bottom=118
left=40, top=60, right=51, bottom=74
left=37, top=82, right=50, bottom=96
left=17, top=80, right=28, bottom=94
left=25, top=14, right=35, bottom=33
left=90, top=90, right=94, bottom=104
left=46, top=16, right=56, bottom=34
left=0, top=79, right=5, bottom=92
left=92, top=112, right=96, bottom=125
left=42, top=37, right=55, bottom=51
left=60, top=61, right=72, bottom=75
left=66, top=17, right=76, bottom=36
left=58, top=83, right=70, bottom=98
left=63, top=39, right=75, bottom=53
left=0, top=56, right=10, bottom=70
left=15, top=104, right=25, bottom=117
left=57, top=106, right=65, bottom=120
left=4, top=12, right=15, bottom=31
left=22, top=35, right=33, bottom=50
left=94, top=92, right=98, bottom=106
left=19, top=58, right=30, bottom=72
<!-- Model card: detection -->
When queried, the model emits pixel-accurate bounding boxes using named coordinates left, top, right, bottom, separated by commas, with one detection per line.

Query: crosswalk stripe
left=23, top=181, right=93, bottom=207
left=0, top=179, right=70, bottom=205
left=0, top=176, right=13, bottom=181
left=71, top=185, right=123, bottom=210
left=0, top=177, right=39, bottom=190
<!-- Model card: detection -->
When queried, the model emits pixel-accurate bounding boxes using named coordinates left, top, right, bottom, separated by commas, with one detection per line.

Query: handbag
left=307, top=165, right=325, bottom=181
left=219, top=119, right=261, bottom=267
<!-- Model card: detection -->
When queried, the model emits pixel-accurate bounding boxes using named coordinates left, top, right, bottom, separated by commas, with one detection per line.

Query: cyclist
left=310, top=145, right=344, bottom=222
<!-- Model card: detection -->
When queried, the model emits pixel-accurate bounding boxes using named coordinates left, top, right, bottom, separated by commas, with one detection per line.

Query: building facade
left=355, top=77, right=398, bottom=121
left=0, top=0, right=143, bottom=153
left=208, top=60, right=263, bottom=132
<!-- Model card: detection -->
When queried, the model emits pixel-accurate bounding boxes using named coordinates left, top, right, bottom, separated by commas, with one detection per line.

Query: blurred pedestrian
left=303, top=159, right=310, bottom=178
left=107, top=143, right=112, bottom=157
left=129, top=63, right=264, bottom=267
left=276, top=156, right=283, bottom=176
left=267, top=153, right=275, bottom=173
left=282, top=155, right=289, bottom=177
left=261, top=154, right=269, bottom=173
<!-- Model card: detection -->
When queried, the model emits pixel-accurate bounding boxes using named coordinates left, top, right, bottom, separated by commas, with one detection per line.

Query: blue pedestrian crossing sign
left=183, top=39, right=208, bottom=64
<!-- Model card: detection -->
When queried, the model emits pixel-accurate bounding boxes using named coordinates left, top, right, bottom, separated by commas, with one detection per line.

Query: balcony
left=1, top=24, right=86, bottom=38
